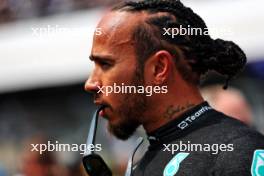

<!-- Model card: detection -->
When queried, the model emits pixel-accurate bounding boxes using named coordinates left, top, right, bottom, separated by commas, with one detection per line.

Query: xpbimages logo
left=163, top=25, right=233, bottom=38
left=31, top=141, right=102, bottom=154
left=97, top=83, right=168, bottom=96
left=31, top=25, right=102, bottom=37
left=163, top=141, right=234, bottom=155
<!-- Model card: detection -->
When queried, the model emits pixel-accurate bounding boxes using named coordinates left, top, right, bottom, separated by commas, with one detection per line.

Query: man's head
left=85, top=11, right=148, bottom=140
left=85, top=0, right=247, bottom=140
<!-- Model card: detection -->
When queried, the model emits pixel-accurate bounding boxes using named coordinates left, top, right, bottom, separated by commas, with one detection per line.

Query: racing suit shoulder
left=205, top=111, right=264, bottom=176
left=209, top=134, right=264, bottom=176
left=133, top=108, right=264, bottom=176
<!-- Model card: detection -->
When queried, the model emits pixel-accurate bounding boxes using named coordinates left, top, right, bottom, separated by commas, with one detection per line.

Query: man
left=85, top=0, right=264, bottom=175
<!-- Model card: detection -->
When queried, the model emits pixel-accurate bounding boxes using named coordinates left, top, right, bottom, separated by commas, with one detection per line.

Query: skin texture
left=85, top=11, right=204, bottom=140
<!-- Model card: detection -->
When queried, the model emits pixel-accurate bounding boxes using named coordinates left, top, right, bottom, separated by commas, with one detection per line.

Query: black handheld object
left=83, top=154, right=112, bottom=176
left=82, top=107, right=112, bottom=176
left=82, top=106, right=144, bottom=176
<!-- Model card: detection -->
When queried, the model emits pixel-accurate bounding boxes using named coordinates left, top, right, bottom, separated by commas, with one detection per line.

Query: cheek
left=102, top=74, right=137, bottom=107
left=100, top=59, right=139, bottom=104
left=103, top=64, right=137, bottom=86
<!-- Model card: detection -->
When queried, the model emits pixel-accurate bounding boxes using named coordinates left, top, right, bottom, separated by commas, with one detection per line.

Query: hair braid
left=113, top=0, right=247, bottom=87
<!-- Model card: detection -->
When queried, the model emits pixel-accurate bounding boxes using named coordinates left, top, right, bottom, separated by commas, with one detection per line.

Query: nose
left=84, top=77, right=101, bottom=93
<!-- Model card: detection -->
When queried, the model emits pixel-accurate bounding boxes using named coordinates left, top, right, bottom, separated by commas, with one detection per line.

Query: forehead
left=92, top=11, right=146, bottom=57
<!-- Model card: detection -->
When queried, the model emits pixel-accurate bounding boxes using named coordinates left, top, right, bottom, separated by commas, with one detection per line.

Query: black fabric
left=133, top=102, right=264, bottom=176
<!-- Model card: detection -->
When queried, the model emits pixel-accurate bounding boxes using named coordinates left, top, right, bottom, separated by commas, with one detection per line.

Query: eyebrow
left=89, top=55, right=115, bottom=62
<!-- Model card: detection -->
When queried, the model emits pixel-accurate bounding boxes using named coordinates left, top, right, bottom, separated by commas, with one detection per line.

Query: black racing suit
left=133, top=102, right=264, bottom=176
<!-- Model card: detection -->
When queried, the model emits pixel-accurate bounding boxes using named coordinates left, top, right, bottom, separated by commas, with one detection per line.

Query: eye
left=97, top=60, right=112, bottom=70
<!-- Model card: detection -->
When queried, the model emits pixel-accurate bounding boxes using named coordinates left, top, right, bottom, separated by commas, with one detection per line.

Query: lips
left=99, top=107, right=106, bottom=117
left=94, top=99, right=111, bottom=118
left=94, top=102, right=109, bottom=118
left=100, top=106, right=113, bottom=120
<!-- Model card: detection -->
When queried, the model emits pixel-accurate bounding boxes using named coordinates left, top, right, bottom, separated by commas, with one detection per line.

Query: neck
left=142, top=86, right=204, bottom=133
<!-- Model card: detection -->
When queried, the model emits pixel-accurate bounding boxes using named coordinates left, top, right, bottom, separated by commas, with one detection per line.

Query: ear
left=144, top=50, right=174, bottom=85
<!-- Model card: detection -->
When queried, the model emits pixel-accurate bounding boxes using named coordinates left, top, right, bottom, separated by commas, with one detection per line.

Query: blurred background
left=0, top=0, right=264, bottom=175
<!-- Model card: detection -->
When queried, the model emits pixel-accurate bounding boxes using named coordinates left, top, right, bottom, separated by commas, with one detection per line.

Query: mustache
left=94, top=93, right=100, bottom=100
left=93, top=94, right=112, bottom=109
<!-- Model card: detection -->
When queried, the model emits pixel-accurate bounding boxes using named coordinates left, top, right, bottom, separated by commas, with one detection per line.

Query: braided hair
left=112, top=0, right=247, bottom=88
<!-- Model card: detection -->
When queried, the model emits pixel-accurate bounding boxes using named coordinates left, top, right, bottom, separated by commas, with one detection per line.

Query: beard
left=107, top=67, right=147, bottom=140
